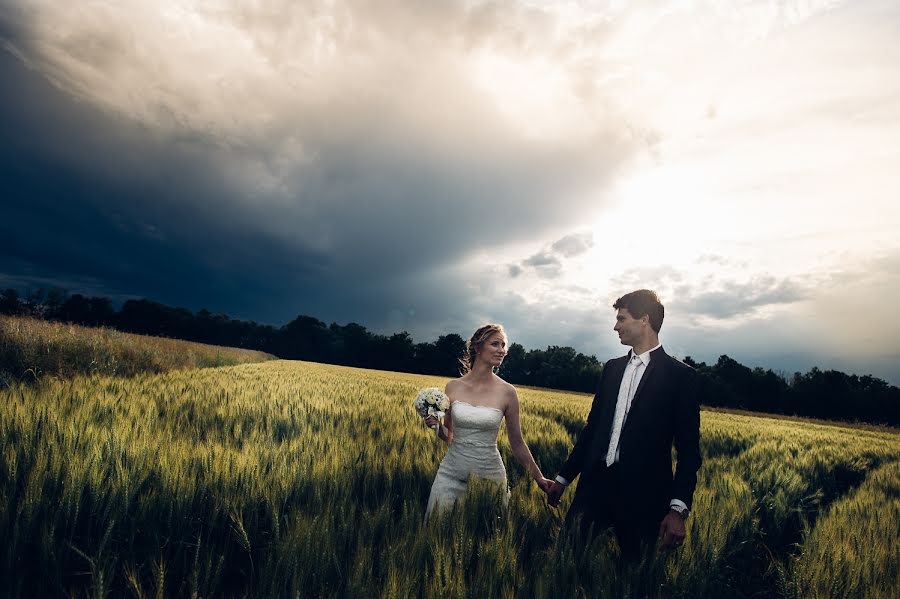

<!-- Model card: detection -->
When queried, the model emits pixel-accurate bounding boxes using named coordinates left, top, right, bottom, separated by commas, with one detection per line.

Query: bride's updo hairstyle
left=459, top=323, right=506, bottom=375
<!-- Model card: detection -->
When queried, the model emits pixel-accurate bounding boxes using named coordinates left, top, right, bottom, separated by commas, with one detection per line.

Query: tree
left=87, top=297, right=116, bottom=326
left=278, top=315, right=332, bottom=361
left=26, top=287, right=67, bottom=318
left=433, top=334, right=466, bottom=376
left=498, top=342, right=526, bottom=382
left=58, top=294, right=92, bottom=324
left=0, top=289, right=23, bottom=315
left=8, top=286, right=900, bottom=426
left=382, top=332, right=415, bottom=373
left=329, top=322, right=373, bottom=367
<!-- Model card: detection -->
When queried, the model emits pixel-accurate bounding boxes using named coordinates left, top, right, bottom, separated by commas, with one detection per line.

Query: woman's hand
left=535, top=477, right=554, bottom=493
left=423, top=414, right=439, bottom=428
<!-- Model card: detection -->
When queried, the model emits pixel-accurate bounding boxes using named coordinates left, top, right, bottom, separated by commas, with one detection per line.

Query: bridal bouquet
left=414, top=387, right=450, bottom=425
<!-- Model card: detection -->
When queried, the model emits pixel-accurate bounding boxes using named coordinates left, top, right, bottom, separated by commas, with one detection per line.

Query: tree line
left=2, top=287, right=898, bottom=426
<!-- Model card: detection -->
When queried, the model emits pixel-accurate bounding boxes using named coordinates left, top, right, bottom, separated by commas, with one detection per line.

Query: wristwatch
left=670, top=505, right=690, bottom=520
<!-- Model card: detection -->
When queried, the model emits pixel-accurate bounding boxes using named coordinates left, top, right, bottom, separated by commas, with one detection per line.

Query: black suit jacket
left=559, top=347, right=701, bottom=511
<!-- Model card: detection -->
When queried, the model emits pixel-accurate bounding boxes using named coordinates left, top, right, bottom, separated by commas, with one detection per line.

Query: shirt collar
left=630, top=342, right=661, bottom=366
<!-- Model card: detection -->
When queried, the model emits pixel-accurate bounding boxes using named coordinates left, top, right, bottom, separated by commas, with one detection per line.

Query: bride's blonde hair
left=459, top=324, right=506, bottom=375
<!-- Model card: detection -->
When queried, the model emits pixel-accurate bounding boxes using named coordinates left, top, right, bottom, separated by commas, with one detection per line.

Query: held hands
left=545, top=480, right=566, bottom=507
left=658, top=510, right=687, bottom=549
left=423, top=414, right=439, bottom=429
left=534, top=477, right=554, bottom=494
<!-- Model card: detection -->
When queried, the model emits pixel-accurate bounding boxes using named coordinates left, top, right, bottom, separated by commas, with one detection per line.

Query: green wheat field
left=2, top=354, right=899, bottom=597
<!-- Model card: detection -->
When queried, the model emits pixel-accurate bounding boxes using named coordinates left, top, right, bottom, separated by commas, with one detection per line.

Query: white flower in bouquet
left=414, top=387, right=450, bottom=423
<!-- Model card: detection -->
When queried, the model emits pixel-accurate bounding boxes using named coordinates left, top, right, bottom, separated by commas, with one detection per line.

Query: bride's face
left=477, top=333, right=507, bottom=367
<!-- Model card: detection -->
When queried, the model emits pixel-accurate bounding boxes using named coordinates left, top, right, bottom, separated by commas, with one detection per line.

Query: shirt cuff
left=555, top=475, right=570, bottom=486
left=669, top=499, right=688, bottom=511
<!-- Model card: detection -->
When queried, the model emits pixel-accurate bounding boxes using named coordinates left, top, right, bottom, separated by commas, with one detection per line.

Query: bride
left=423, top=324, right=553, bottom=520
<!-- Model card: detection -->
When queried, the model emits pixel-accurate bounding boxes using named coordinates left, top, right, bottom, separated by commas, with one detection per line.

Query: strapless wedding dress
left=425, top=400, right=510, bottom=520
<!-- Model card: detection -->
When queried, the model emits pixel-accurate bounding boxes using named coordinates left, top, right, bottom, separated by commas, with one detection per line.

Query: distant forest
left=2, top=287, right=898, bottom=426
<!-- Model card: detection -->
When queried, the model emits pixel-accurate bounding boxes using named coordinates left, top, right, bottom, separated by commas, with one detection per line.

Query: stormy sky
left=2, top=0, right=899, bottom=383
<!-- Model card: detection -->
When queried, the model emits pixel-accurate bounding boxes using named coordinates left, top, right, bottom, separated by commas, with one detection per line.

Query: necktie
left=605, top=355, right=643, bottom=467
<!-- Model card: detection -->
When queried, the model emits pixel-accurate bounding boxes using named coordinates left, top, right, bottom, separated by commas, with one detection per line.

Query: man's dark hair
left=613, top=289, right=664, bottom=333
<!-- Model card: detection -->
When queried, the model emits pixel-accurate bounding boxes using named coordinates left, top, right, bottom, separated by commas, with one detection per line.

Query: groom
left=546, top=289, right=701, bottom=560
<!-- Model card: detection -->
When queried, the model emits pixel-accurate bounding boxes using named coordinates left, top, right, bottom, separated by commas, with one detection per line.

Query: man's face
left=613, top=308, right=645, bottom=347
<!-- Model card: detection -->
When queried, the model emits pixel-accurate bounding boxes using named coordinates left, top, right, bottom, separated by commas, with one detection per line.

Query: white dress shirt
left=556, top=343, right=688, bottom=512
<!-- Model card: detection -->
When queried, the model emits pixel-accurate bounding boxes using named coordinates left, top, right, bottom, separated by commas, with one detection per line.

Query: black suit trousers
left=565, top=464, right=669, bottom=560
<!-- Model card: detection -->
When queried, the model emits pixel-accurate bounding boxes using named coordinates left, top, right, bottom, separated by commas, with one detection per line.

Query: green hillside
left=0, top=315, right=275, bottom=383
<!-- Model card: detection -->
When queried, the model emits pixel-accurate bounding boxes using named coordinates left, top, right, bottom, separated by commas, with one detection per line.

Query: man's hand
left=545, top=480, right=566, bottom=507
left=658, top=510, right=687, bottom=549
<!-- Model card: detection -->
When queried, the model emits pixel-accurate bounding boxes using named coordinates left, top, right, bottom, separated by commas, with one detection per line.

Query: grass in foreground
left=1, top=360, right=898, bottom=597
left=0, top=315, right=275, bottom=384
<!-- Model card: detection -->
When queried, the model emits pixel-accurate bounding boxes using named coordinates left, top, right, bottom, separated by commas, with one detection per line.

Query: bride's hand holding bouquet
left=414, top=387, right=450, bottom=436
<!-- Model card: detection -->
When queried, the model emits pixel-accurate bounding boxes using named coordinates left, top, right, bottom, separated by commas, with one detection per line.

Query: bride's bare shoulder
left=445, top=378, right=464, bottom=398
left=493, top=375, right=516, bottom=393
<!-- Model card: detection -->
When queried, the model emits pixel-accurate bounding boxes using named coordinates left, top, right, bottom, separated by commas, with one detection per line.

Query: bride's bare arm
left=504, top=388, right=550, bottom=488
left=439, top=381, right=455, bottom=444
left=438, top=405, right=454, bottom=444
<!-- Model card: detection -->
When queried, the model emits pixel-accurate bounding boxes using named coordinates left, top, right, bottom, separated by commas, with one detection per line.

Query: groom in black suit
left=546, top=289, right=701, bottom=560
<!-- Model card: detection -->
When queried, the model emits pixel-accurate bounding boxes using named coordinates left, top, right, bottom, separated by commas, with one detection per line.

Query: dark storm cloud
left=0, top=50, right=329, bottom=321
left=0, top=1, right=639, bottom=328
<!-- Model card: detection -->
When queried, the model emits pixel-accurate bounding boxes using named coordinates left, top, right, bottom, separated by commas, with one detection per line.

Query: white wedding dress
left=425, top=400, right=510, bottom=520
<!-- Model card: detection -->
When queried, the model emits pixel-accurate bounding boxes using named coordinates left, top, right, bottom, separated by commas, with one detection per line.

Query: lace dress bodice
left=449, top=401, right=503, bottom=446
